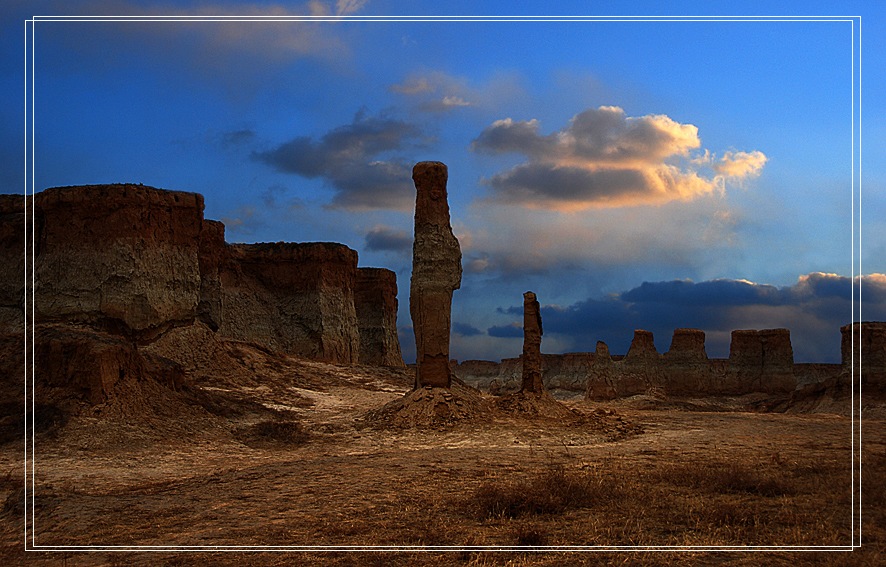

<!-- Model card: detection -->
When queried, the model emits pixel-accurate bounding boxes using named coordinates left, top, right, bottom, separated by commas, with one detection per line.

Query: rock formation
left=409, top=161, right=462, bottom=388
left=618, top=330, right=662, bottom=396
left=586, top=341, right=617, bottom=401
left=724, top=329, right=795, bottom=394
left=9, top=184, right=403, bottom=378
left=662, top=328, right=711, bottom=394
left=33, top=184, right=204, bottom=339
left=219, top=242, right=360, bottom=363
left=355, top=268, right=405, bottom=367
left=842, top=321, right=886, bottom=388
left=520, top=291, right=544, bottom=393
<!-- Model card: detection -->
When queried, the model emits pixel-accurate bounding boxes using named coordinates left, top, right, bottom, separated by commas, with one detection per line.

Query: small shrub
left=244, top=420, right=309, bottom=446
left=469, top=466, right=606, bottom=519
left=659, top=461, right=794, bottom=497
left=512, top=523, right=549, bottom=546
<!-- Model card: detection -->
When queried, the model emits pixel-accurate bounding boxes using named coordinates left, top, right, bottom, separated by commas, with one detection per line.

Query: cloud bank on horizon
left=445, top=273, right=886, bottom=364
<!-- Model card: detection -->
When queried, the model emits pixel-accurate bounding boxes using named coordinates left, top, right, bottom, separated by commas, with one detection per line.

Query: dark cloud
left=254, top=111, right=424, bottom=210
left=490, top=273, right=886, bottom=363
left=364, top=225, right=412, bottom=253
left=488, top=322, right=523, bottom=338
left=454, top=322, right=484, bottom=337
left=220, top=129, right=256, bottom=148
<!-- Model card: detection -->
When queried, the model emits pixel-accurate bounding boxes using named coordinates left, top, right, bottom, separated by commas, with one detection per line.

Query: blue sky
left=4, top=1, right=885, bottom=363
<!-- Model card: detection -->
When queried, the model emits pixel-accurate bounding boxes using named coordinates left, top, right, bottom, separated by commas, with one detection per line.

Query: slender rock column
left=409, top=161, right=462, bottom=388
left=520, top=291, right=544, bottom=393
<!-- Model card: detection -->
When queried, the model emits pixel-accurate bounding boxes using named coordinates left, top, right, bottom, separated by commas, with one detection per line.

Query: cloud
left=364, top=225, right=412, bottom=253
left=488, top=322, right=524, bottom=338
left=220, top=205, right=262, bottom=237
left=453, top=322, right=484, bottom=337
left=488, top=273, right=886, bottom=362
left=713, top=150, right=768, bottom=178
left=388, top=70, right=526, bottom=114
left=471, top=106, right=766, bottom=210
left=254, top=110, right=426, bottom=210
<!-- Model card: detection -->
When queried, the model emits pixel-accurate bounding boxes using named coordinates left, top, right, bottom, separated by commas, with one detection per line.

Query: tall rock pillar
left=520, top=291, right=544, bottom=393
left=410, top=161, right=462, bottom=389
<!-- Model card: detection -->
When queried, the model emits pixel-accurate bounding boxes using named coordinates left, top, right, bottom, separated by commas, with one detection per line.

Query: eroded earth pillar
left=410, top=161, right=462, bottom=389
left=520, top=291, right=544, bottom=393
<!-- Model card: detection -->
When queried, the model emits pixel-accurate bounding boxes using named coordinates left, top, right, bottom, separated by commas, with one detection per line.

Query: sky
left=4, top=0, right=885, bottom=364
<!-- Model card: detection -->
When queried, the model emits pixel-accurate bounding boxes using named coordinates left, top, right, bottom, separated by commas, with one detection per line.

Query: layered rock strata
left=409, top=161, right=462, bottom=388
left=13, top=184, right=402, bottom=372
left=356, top=268, right=405, bottom=367
left=724, top=329, right=795, bottom=394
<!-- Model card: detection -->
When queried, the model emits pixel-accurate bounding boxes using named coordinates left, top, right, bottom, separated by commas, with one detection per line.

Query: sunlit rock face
left=409, top=161, right=462, bottom=388
left=219, top=242, right=360, bottom=364
left=33, top=184, right=204, bottom=339
left=842, top=321, right=886, bottom=388
left=356, top=268, right=405, bottom=367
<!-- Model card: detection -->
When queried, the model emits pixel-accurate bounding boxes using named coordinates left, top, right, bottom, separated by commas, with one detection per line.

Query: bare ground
left=1, top=341, right=882, bottom=566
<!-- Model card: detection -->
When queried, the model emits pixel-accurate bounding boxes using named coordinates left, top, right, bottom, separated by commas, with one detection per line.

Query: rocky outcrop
left=356, top=268, right=404, bottom=367
left=33, top=185, right=204, bottom=339
left=520, top=291, right=544, bottom=393
left=724, top=329, right=795, bottom=394
left=10, top=183, right=402, bottom=367
left=586, top=342, right=616, bottom=400
left=618, top=330, right=662, bottom=396
left=219, top=242, right=360, bottom=364
left=662, top=328, right=711, bottom=394
left=842, top=321, right=886, bottom=388
left=410, top=161, right=462, bottom=388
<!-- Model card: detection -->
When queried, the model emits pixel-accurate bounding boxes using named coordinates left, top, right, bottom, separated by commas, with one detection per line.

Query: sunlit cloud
left=471, top=106, right=766, bottom=210
left=389, top=70, right=526, bottom=113
left=714, top=150, right=768, bottom=178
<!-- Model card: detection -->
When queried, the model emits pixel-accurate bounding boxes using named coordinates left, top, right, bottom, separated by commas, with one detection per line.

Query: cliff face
left=33, top=185, right=204, bottom=339
left=355, top=268, right=404, bottom=367
left=11, top=184, right=402, bottom=375
left=219, top=242, right=360, bottom=364
left=662, top=328, right=711, bottom=394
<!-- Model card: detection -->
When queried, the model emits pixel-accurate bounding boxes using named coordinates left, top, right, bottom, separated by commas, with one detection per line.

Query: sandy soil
left=1, top=344, right=882, bottom=566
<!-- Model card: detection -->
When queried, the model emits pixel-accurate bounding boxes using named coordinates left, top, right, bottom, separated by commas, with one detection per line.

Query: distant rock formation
left=520, top=291, right=544, bottom=393
left=356, top=268, right=405, bottom=367
left=409, top=161, right=462, bottom=388
left=842, top=321, right=886, bottom=388
left=662, top=328, right=711, bottom=394
left=5, top=184, right=403, bottom=375
left=461, top=325, right=808, bottom=400
left=724, top=329, right=795, bottom=394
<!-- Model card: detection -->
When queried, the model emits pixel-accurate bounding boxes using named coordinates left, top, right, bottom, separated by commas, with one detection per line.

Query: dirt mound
left=362, top=382, right=493, bottom=429
left=495, top=390, right=580, bottom=422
